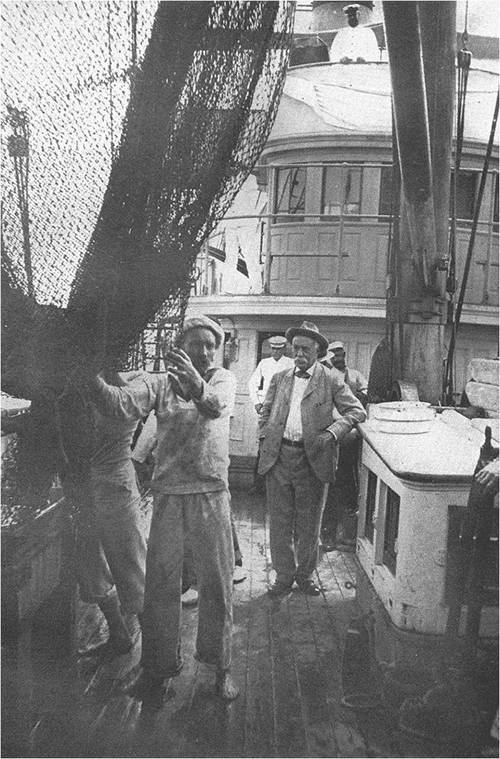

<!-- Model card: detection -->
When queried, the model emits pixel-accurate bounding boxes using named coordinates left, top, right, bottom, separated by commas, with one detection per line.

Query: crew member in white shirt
left=248, top=335, right=294, bottom=415
left=329, top=3, right=380, bottom=64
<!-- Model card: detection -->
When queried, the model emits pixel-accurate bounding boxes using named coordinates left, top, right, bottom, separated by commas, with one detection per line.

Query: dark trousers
left=266, top=445, right=325, bottom=586
left=322, top=430, right=360, bottom=542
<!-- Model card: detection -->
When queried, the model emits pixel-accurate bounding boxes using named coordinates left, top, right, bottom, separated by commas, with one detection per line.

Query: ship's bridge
left=256, top=61, right=498, bottom=309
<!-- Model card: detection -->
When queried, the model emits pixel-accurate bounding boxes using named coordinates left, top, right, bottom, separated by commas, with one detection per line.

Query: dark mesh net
left=1, top=1, right=294, bottom=508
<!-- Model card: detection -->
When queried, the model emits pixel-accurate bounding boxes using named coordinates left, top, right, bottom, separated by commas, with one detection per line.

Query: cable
left=444, top=92, right=499, bottom=403
left=443, top=6, right=473, bottom=403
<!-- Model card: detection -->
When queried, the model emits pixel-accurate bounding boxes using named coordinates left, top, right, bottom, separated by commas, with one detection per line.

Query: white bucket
left=371, top=401, right=435, bottom=434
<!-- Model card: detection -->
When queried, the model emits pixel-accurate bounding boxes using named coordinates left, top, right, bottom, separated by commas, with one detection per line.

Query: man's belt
left=282, top=438, right=304, bottom=448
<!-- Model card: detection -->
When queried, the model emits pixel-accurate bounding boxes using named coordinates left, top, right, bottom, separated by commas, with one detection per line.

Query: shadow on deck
left=1, top=490, right=484, bottom=758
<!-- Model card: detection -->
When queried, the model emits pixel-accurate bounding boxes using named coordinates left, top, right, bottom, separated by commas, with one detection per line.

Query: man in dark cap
left=258, top=321, right=366, bottom=597
left=90, top=315, right=238, bottom=701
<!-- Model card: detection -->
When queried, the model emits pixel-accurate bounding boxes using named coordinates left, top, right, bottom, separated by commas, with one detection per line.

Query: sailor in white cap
left=329, top=3, right=380, bottom=64
left=248, top=335, right=294, bottom=415
left=90, top=314, right=239, bottom=701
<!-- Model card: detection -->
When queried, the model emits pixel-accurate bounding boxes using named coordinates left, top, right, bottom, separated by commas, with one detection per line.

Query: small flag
left=209, top=244, right=226, bottom=263
left=236, top=244, right=249, bottom=277
left=208, top=229, right=226, bottom=262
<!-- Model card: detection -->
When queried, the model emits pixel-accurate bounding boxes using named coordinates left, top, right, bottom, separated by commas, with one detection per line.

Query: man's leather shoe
left=267, top=580, right=292, bottom=597
left=297, top=579, right=321, bottom=596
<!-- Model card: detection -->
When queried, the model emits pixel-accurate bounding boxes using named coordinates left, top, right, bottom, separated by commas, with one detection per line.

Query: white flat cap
left=268, top=335, right=287, bottom=347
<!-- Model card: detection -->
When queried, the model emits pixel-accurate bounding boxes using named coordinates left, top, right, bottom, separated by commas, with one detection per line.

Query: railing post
left=264, top=166, right=274, bottom=293
left=483, top=171, right=496, bottom=304
left=336, top=163, right=346, bottom=291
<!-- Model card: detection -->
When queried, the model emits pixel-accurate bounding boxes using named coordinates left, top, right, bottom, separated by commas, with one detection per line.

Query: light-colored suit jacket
left=257, top=362, right=366, bottom=483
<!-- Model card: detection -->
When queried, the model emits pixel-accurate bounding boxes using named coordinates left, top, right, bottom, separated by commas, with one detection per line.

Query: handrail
left=219, top=211, right=496, bottom=225
left=202, top=162, right=498, bottom=299
left=252, top=162, right=499, bottom=172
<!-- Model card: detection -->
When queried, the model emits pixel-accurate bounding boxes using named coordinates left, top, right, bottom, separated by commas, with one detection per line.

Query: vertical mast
left=383, top=1, right=456, bottom=402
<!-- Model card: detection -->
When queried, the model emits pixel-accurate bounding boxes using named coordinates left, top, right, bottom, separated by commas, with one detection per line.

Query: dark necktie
left=294, top=370, right=310, bottom=379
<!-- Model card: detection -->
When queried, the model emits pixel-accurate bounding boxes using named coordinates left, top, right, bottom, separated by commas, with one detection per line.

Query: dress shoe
left=267, top=580, right=292, bottom=597
left=296, top=579, right=321, bottom=596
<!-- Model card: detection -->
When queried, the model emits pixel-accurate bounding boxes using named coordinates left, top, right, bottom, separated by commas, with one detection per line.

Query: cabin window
left=274, top=167, right=306, bottom=223
left=383, top=487, right=400, bottom=575
left=451, top=170, right=477, bottom=227
left=364, top=469, right=377, bottom=542
left=321, top=165, right=362, bottom=219
left=378, top=165, right=394, bottom=221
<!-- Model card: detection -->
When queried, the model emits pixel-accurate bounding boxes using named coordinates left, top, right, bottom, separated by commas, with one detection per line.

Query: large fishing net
left=1, top=0, right=295, bottom=517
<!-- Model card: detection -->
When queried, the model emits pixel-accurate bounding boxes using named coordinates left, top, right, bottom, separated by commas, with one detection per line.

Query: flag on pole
left=208, top=229, right=226, bottom=262
left=236, top=243, right=249, bottom=277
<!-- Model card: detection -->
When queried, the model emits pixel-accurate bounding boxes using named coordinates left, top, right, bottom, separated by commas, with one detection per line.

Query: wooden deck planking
left=321, top=549, right=406, bottom=759
left=240, top=494, right=277, bottom=758
left=315, top=549, right=374, bottom=758
left=20, top=489, right=459, bottom=759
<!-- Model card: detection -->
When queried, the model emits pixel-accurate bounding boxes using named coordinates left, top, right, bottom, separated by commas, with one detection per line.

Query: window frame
left=383, top=486, right=400, bottom=576
left=273, top=166, right=306, bottom=224
left=320, top=163, right=363, bottom=221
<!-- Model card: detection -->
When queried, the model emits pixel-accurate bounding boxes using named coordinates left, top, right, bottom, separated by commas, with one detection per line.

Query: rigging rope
left=7, top=107, right=34, bottom=298
left=442, top=7, right=473, bottom=403
left=443, top=91, right=499, bottom=404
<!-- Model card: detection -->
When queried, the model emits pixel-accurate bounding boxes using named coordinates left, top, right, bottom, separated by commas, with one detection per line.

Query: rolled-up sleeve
left=93, top=374, right=156, bottom=420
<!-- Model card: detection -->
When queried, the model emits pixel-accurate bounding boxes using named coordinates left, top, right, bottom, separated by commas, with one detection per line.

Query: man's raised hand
left=164, top=347, right=203, bottom=399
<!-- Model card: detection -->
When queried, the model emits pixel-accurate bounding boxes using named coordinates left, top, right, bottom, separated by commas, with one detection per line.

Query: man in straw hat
left=258, top=321, right=366, bottom=597
left=89, top=314, right=239, bottom=702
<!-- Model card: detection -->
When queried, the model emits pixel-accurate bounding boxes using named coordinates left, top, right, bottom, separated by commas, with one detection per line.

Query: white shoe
left=181, top=587, right=199, bottom=606
left=233, top=566, right=247, bottom=584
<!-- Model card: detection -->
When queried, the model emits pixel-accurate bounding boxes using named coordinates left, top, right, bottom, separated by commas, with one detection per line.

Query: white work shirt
left=248, top=354, right=295, bottom=405
left=329, top=26, right=380, bottom=63
left=283, top=362, right=317, bottom=442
